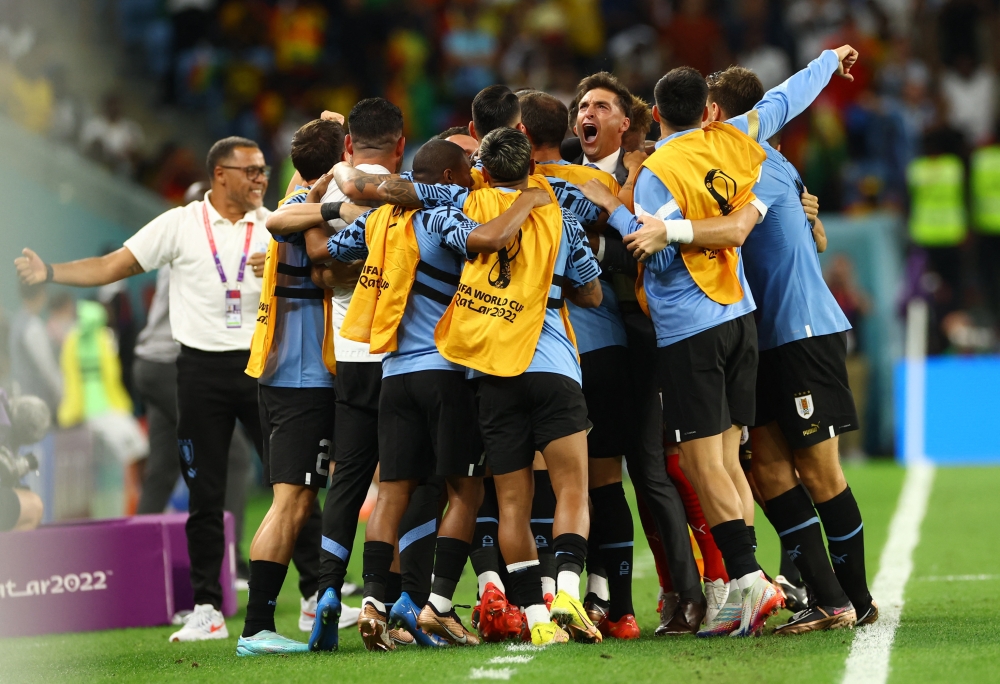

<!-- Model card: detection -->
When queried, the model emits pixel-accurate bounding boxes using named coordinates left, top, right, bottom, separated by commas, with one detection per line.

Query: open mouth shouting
left=582, top=122, right=599, bottom=145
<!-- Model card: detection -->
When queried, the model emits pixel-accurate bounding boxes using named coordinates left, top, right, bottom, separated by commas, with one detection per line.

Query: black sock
left=399, top=479, right=441, bottom=608
left=815, top=486, right=872, bottom=612
left=243, top=560, right=288, bottom=637
left=553, top=532, right=588, bottom=576
left=531, top=470, right=556, bottom=587
left=507, top=562, right=544, bottom=608
left=748, top=525, right=757, bottom=551
left=385, top=571, right=403, bottom=605
left=470, top=477, right=502, bottom=587
left=590, top=482, right=635, bottom=621
left=431, top=537, right=471, bottom=601
left=711, top=519, right=759, bottom=580
left=780, top=549, right=804, bottom=585
left=765, top=485, right=849, bottom=607
left=361, top=541, right=394, bottom=606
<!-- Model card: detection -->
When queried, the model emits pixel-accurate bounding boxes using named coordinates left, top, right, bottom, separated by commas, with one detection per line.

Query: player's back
left=741, top=143, right=850, bottom=351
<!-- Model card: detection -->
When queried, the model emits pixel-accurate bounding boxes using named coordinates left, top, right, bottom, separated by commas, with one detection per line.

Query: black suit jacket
left=560, top=137, right=630, bottom=185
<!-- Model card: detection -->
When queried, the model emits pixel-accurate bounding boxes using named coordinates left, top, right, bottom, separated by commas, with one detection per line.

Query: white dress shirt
left=582, top=149, right=620, bottom=176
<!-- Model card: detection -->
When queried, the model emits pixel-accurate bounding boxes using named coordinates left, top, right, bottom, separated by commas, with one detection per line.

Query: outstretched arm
left=622, top=204, right=763, bottom=261
left=731, top=45, right=858, bottom=142
left=332, top=162, right=422, bottom=207
left=15, top=247, right=143, bottom=287
left=465, top=188, right=552, bottom=254
left=267, top=201, right=370, bottom=235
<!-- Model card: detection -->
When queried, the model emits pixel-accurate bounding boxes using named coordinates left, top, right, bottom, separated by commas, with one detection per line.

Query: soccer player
left=316, top=139, right=552, bottom=651
left=235, top=118, right=354, bottom=656
left=334, top=127, right=605, bottom=647
left=701, top=66, right=877, bottom=633
left=577, top=45, right=860, bottom=637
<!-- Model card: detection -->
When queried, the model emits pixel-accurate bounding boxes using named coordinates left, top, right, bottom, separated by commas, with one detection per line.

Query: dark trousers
left=320, top=361, right=383, bottom=592
left=133, top=357, right=253, bottom=556
left=621, top=310, right=702, bottom=600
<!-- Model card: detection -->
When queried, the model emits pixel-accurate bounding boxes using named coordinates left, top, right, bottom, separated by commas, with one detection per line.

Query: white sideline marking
left=469, top=667, right=516, bottom=680
left=504, top=643, right=540, bottom=652
left=489, top=655, right=534, bottom=664
left=841, top=461, right=935, bottom=684
left=917, top=574, right=999, bottom=582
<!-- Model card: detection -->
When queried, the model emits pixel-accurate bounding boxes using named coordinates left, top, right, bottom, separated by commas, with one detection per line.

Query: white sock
left=586, top=573, right=610, bottom=601
left=557, top=570, right=581, bottom=600
left=658, top=586, right=666, bottom=601
left=478, top=571, right=504, bottom=596
left=428, top=593, right=452, bottom=614
left=362, top=596, right=386, bottom=614
left=524, top=603, right=550, bottom=629
left=736, top=570, right=761, bottom=595
left=541, top=576, right=556, bottom=597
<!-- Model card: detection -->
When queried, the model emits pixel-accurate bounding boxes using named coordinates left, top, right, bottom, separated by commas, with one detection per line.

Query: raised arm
left=733, top=45, right=858, bottom=142
left=15, top=247, right=143, bottom=287
left=465, top=188, right=552, bottom=254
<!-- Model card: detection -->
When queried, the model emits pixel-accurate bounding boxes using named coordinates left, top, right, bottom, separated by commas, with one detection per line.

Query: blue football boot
left=237, top=630, right=309, bottom=656
left=308, top=587, right=341, bottom=651
left=389, top=592, right=448, bottom=647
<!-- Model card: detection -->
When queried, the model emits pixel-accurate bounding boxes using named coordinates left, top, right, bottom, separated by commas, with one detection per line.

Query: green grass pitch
left=2, top=462, right=999, bottom=683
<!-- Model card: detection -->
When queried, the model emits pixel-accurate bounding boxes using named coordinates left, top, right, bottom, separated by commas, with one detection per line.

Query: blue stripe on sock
left=321, top=536, right=350, bottom=561
left=398, top=519, right=437, bottom=553
left=777, top=516, right=820, bottom=537
left=598, top=541, right=634, bottom=550
left=476, top=517, right=499, bottom=524
left=827, top=522, right=863, bottom=542
left=530, top=518, right=555, bottom=524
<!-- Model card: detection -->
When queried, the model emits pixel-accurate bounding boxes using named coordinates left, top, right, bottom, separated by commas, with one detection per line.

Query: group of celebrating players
left=16, top=41, right=878, bottom=656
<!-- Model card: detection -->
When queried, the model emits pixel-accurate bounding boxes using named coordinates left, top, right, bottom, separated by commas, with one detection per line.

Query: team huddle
left=15, top=42, right=877, bottom=655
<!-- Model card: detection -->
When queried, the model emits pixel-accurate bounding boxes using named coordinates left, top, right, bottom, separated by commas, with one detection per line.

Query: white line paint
left=841, top=461, right=935, bottom=684
left=488, top=655, right=534, bottom=664
left=917, top=574, right=999, bottom=582
left=503, top=643, right=540, bottom=652
left=469, top=667, right=516, bottom=680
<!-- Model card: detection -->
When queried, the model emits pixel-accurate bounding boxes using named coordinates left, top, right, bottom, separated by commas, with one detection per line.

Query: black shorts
left=258, top=384, right=336, bottom=488
left=580, top=346, right=631, bottom=459
left=0, top=486, right=21, bottom=531
left=476, top=372, right=590, bottom=475
left=754, top=332, right=859, bottom=450
left=378, top=370, right=485, bottom=481
left=658, top=313, right=758, bottom=442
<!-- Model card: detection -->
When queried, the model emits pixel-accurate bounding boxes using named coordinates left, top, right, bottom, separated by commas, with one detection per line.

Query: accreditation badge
left=225, top=289, right=242, bottom=328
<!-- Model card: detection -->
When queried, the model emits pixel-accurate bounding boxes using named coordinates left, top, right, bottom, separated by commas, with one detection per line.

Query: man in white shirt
left=15, top=136, right=271, bottom=642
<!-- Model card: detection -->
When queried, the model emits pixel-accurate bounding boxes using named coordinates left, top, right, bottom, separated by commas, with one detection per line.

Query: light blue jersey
left=539, top=159, right=629, bottom=354
left=326, top=204, right=478, bottom=379
left=413, top=182, right=601, bottom=384
left=259, top=188, right=335, bottom=388
left=742, top=142, right=851, bottom=350
left=614, top=49, right=843, bottom=347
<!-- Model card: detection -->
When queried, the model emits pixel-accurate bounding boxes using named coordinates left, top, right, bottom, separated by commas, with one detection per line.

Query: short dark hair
left=436, top=126, right=469, bottom=140
left=575, top=72, right=633, bottom=120
left=206, top=136, right=259, bottom=174
left=519, top=92, right=569, bottom=149
left=479, top=128, right=532, bottom=183
left=412, top=140, right=469, bottom=184
left=472, top=85, right=521, bottom=138
left=706, top=67, right=764, bottom=120
left=347, top=97, right=404, bottom=151
left=653, top=67, right=708, bottom=129
left=290, top=119, right=346, bottom=181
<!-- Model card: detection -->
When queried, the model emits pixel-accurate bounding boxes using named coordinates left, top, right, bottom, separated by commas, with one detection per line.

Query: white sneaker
left=300, top=592, right=318, bottom=632
left=703, top=578, right=729, bottom=625
left=339, top=603, right=362, bottom=629
left=169, top=604, right=229, bottom=642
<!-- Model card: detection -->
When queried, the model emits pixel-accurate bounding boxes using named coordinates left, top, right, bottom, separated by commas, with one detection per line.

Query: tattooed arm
left=332, top=162, right=423, bottom=207
left=564, top=278, right=603, bottom=308
left=15, top=246, right=144, bottom=286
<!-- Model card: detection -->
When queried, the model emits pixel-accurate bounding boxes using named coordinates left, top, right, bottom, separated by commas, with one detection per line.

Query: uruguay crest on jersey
left=794, top=392, right=815, bottom=419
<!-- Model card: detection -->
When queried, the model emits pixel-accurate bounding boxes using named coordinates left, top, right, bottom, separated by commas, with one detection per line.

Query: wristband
left=45, top=263, right=54, bottom=283
left=321, top=202, right=343, bottom=223
left=665, top=219, right=694, bottom=244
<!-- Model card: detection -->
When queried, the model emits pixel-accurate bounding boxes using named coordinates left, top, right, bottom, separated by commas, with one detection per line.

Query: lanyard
left=202, top=203, right=253, bottom=287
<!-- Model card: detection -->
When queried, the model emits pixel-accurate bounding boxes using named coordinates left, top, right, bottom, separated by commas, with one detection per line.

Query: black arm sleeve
left=598, top=229, right=638, bottom=279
